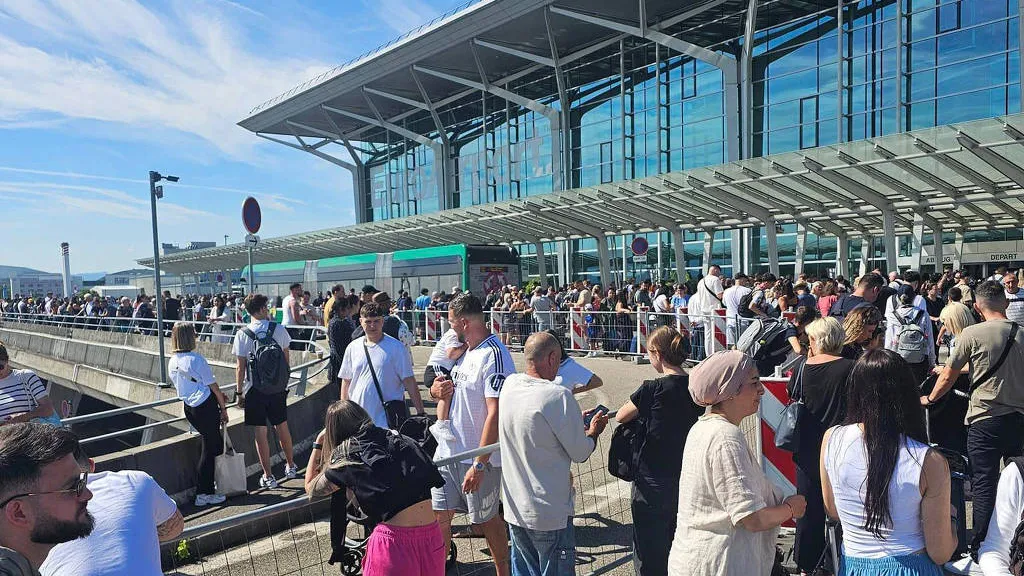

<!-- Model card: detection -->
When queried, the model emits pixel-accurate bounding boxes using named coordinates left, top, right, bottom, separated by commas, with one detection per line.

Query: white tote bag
left=215, top=426, right=247, bottom=497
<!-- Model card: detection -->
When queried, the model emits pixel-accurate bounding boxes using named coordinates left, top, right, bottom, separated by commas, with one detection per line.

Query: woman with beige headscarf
left=667, top=350, right=807, bottom=576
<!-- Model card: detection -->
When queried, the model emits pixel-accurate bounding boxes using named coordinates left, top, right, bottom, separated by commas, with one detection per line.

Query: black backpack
left=737, top=289, right=763, bottom=319
left=736, top=317, right=795, bottom=376
left=242, top=322, right=290, bottom=394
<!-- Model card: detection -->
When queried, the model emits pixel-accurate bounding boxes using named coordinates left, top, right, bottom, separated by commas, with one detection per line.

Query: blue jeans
left=509, top=521, right=575, bottom=576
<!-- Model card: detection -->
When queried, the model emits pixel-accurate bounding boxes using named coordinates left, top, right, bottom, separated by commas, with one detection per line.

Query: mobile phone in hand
left=584, top=405, right=609, bottom=428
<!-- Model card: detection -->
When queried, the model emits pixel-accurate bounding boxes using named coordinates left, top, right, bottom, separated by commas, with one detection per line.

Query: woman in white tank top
left=821, top=348, right=957, bottom=575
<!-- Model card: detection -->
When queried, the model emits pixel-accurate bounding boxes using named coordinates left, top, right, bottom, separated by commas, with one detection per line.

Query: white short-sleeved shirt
left=281, top=294, right=297, bottom=325
left=0, top=369, right=47, bottom=421
left=168, top=352, right=215, bottom=407
left=444, top=334, right=515, bottom=466
left=723, top=285, right=752, bottom=325
left=338, top=335, right=414, bottom=429
left=1006, top=289, right=1024, bottom=327
left=557, top=358, right=593, bottom=391
left=231, top=319, right=292, bottom=394
left=427, top=329, right=463, bottom=372
left=40, top=470, right=178, bottom=576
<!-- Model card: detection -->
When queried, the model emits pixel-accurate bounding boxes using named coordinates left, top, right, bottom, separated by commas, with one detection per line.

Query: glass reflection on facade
left=353, top=0, right=1023, bottom=283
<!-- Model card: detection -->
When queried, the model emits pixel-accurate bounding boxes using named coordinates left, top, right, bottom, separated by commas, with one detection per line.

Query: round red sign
left=242, top=197, right=261, bottom=234
left=631, top=236, right=649, bottom=256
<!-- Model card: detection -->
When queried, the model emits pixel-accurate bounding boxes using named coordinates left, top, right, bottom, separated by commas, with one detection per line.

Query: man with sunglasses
left=0, top=423, right=93, bottom=576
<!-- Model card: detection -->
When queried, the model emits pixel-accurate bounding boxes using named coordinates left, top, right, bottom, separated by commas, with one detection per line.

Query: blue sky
left=0, top=0, right=462, bottom=274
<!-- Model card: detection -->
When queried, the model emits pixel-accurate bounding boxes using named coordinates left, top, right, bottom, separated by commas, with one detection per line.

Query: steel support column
left=911, top=215, right=925, bottom=270
left=954, top=230, right=965, bottom=270
left=731, top=229, right=743, bottom=275
left=766, top=219, right=780, bottom=276
left=595, top=237, right=612, bottom=290
left=933, top=220, right=944, bottom=271
left=882, top=208, right=897, bottom=273
left=739, top=0, right=758, bottom=159
left=672, top=230, right=686, bottom=282
left=702, top=230, right=714, bottom=274
left=794, top=223, right=807, bottom=276
left=837, top=231, right=850, bottom=278
left=536, top=241, right=549, bottom=287
left=860, top=236, right=871, bottom=277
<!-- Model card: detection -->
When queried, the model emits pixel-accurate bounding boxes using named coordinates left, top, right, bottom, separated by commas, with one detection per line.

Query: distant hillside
left=0, top=265, right=52, bottom=278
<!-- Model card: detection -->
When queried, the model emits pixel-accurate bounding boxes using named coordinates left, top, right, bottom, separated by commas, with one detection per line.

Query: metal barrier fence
left=68, top=356, right=329, bottom=447
left=0, top=312, right=329, bottom=356
left=409, top=307, right=742, bottom=360
left=163, top=433, right=632, bottom=576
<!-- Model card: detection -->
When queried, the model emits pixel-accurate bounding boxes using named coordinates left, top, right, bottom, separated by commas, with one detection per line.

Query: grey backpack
left=242, top=322, right=290, bottom=394
left=894, top=301, right=927, bottom=365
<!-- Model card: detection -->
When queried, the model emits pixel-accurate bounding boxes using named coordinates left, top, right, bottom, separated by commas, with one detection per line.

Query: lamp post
left=149, top=170, right=179, bottom=387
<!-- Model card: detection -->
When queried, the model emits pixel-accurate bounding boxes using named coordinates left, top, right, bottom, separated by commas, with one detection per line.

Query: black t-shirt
left=324, top=426, right=443, bottom=562
left=629, top=374, right=702, bottom=503
left=164, top=298, right=181, bottom=320
left=840, top=342, right=865, bottom=361
left=788, top=357, right=854, bottom=467
left=116, top=304, right=133, bottom=318
left=829, top=294, right=869, bottom=319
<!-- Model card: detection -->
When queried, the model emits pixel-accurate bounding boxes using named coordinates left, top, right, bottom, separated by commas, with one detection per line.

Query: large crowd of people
left=3, top=265, right=1024, bottom=576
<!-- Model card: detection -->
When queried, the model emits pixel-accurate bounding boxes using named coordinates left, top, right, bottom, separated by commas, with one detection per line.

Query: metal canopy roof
left=143, top=114, right=1024, bottom=275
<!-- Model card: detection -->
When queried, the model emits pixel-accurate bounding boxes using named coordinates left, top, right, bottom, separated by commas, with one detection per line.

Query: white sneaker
left=944, top=556, right=984, bottom=576
left=284, top=464, right=299, bottom=480
left=587, top=351, right=599, bottom=358
left=259, top=474, right=278, bottom=489
left=429, top=419, right=456, bottom=443
left=194, top=493, right=227, bottom=506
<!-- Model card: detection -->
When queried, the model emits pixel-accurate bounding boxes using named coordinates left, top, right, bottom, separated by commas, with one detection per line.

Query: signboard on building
left=632, top=255, right=648, bottom=263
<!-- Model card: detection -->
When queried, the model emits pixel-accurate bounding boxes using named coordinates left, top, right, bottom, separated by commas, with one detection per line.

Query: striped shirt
left=444, top=334, right=515, bottom=466
left=0, top=369, right=47, bottom=421
left=1007, top=290, right=1024, bottom=327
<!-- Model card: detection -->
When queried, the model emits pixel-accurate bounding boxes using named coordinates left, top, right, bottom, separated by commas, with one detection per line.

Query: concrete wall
left=0, top=319, right=332, bottom=503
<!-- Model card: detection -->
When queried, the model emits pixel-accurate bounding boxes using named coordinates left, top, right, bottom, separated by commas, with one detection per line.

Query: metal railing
left=164, top=431, right=633, bottom=576
left=71, top=356, right=329, bottom=447
left=0, top=311, right=330, bottom=357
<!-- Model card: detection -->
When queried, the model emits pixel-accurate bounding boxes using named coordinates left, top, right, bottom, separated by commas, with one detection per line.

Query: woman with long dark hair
left=305, top=400, right=445, bottom=575
left=821, top=349, right=957, bottom=574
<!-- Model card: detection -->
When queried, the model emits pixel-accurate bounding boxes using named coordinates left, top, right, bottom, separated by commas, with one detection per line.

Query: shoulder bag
left=775, top=359, right=806, bottom=452
left=968, top=322, right=1019, bottom=397
left=363, top=341, right=410, bottom=430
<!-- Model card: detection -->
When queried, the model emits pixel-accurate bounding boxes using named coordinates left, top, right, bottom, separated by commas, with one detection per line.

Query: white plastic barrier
left=635, top=306, right=650, bottom=355
left=569, top=307, right=588, bottom=350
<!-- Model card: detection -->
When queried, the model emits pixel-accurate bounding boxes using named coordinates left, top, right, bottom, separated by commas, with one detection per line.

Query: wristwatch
left=473, top=461, right=487, bottom=472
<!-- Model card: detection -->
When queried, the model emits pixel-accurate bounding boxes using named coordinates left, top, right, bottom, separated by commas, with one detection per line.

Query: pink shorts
left=362, top=521, right=446, bottom=576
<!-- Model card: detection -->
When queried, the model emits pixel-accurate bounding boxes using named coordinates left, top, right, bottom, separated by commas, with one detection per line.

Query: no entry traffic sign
left=242, top=197, right=262, bottom=234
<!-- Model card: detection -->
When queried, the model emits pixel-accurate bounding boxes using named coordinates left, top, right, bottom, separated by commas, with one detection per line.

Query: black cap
left=361, top=284, right=377, bottom=295
left=897, top=284, right=916, bottom=299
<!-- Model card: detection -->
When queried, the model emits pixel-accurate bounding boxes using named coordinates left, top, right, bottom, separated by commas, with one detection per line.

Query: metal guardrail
left=76, top=357, right=329, bottom=446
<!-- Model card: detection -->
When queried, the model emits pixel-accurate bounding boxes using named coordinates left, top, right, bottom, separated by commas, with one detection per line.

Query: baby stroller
left=334, top=415, right=456, bottom=575
left=920, top=373, right=971, bottom=558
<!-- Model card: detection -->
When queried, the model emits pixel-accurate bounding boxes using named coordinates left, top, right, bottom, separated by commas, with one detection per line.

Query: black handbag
left=363, top=341, right=409, bottom=430
left=775, top=359, right=806, bottom=452
left=607, top=418, right=645, bottom=481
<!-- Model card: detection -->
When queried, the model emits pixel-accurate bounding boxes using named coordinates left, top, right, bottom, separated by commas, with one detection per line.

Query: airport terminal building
left=147, top=0, right=1024, bottom=291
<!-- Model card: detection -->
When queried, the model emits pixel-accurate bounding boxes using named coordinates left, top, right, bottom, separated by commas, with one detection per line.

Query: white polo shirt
left=444, top=334, right=515, bottom=466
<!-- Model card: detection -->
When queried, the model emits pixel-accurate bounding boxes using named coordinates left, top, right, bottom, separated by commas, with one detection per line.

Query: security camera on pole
left=242, top=197, right=261, bottom=295
left=149, top=170, right=179, bottom=387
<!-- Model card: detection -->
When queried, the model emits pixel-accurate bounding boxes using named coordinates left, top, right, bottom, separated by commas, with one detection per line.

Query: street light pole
left=148, top=170, right=179, bottom=387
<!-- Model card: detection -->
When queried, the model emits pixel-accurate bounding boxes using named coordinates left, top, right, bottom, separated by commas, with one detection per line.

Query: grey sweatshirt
left=498, top=373, right=596, bottom=531
left=0, top=547, right=39, bottom=576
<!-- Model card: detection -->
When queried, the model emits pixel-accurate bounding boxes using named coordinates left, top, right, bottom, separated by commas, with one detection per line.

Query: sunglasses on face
left=0, top=472, right=88, bottom=509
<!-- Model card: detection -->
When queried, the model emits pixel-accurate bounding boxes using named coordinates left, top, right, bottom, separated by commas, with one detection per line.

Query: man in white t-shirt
left=339, top=302, right=423, bottom=429
left=883, top=270, right=930, bottom=350
left=232, top=294, right=297, bottom=489
left=41, top=452, right=182, bottom=576
left=687, top=265, right=724, bottom=360
left=1003, top=272, right=1024, bottom=327
left=722, top=273, right=752, bottom=346
left=280, top=283, right=305, bottom=351
left=429, top=293, right=514, bottom=576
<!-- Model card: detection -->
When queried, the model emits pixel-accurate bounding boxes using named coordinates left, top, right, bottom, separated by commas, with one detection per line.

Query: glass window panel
left=936, top=53, right=1008, bottom=97
left=766, top=41, right=820, bottom=78
left=937, top=22, right=1008, bottom=66
left=909, top=39, right=937, bottom=70
left=768, top=68, right=819, bottom=104
left=769, top=127, right=800, bottom=154
left=768, top=99, right=801, bottom=129
left=937, top=86, right=1007, bottom=122
left=819, top=63, right=839, bottom=92
left=909, top=68, right=937, bottom=101
left=683, top=117, right=724, bottom=146
left=938, top=2, right=961, bottom=33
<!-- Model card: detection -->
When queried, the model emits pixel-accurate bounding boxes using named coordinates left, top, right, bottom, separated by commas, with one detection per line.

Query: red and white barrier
left=636, top=306, right=650, bottom=355
left=490, top=311, right=503, bottom=335
left=705, top=308, right=728, bottom=354
left=569, top=307, right=588, bottom=350
left=758, top=377, right=798, bottom=500
left=676, top=306, right=690, bottom=335
left=425, top=307, right=439, bottom=341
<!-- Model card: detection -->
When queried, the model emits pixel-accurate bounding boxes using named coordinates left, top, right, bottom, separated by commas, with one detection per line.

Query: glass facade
left=351, top=0, right=1023, bottom=282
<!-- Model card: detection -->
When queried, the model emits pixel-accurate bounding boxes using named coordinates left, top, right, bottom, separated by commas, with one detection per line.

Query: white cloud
left=0, top=0, right=332, bottom=159
left=0, top=180, right=219, bottom=222
left=366, top=0, right=439, bottom=34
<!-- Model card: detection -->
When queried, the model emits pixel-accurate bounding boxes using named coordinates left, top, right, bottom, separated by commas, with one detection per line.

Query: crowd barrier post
left=676, top=306, right=690, bottom=335
left=636, top=306, right=650, bottom=355
left=490, top=310, right=503, bottom=336
left=425, top=307, right=438, bottom=341
left=705, top=308, right=727, bottom=354
left=439, top=314, right=451, bottom=336
left=569, top=307, right=587, bottom=351
left=758, top=377, right=798, bottom=502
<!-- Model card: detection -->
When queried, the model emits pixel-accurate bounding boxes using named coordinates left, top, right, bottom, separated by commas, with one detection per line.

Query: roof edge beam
left=548, top=5, right=730, bottom=69
left=473, top=38, right=555, bottom=67
left=957, top=131, right=1024, bottom=190
left=255, top=133, right=356, bottom=171
left=323, top=103, right=433, bottom=147
left=412, top=65, right=558, bottom=120
left=363, top=87, right=430, bottom=111
left=408, top=68, right=451, bottom=148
